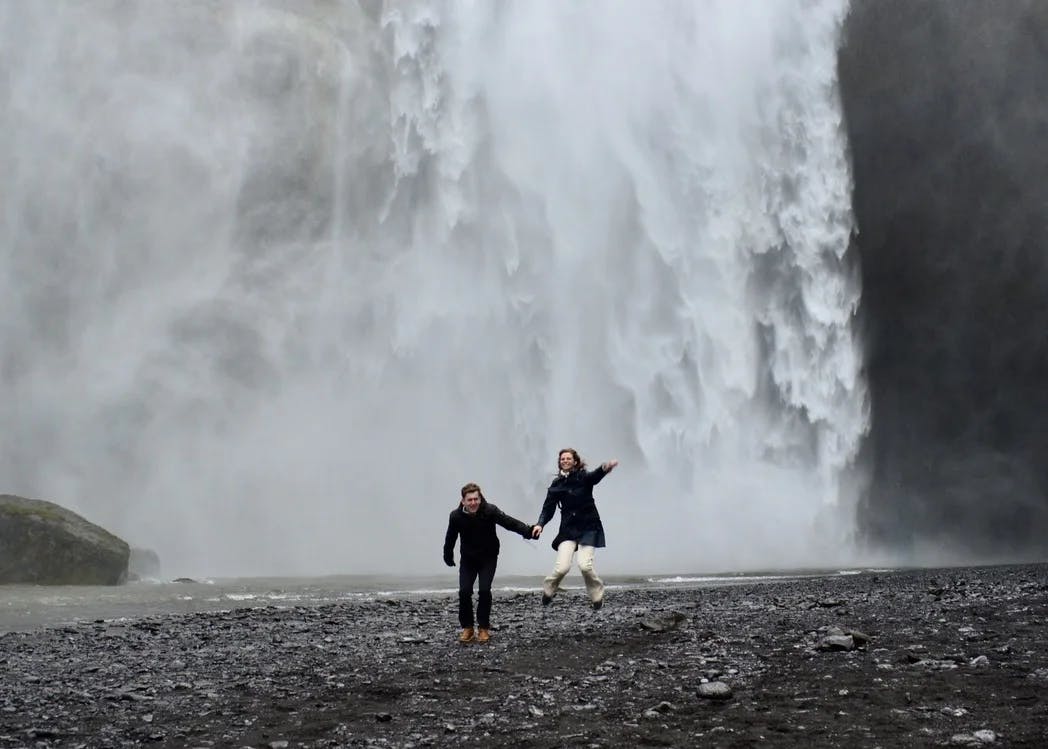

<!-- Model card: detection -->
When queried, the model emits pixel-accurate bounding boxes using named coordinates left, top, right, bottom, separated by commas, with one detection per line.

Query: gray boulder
left=0, top=494, right=130, bottom=585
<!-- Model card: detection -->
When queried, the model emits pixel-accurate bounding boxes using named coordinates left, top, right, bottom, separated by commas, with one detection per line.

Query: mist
left=839, top=0, right=1048, bottom=563
left=0, top=1, right=865, bottom=578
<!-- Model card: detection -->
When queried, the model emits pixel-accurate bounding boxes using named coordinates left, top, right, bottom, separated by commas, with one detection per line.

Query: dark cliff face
left=838, top=1, right=1048, bottom=558
left=0, top=495, right=130, bottom=585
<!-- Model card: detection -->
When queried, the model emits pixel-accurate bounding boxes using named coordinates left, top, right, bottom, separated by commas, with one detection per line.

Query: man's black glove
left=444, top=555, right=455, bottom=567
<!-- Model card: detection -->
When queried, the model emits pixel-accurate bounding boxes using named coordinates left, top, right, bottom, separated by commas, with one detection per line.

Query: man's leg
left=542, top=540, right=577, bottom=599
left=458, top=558, right=480, bottom=628
left=476, top=557, right=498, bottom=632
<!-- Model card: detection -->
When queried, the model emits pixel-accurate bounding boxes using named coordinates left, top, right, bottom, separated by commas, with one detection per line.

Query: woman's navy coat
left=536, top=465, right=608, bottom=550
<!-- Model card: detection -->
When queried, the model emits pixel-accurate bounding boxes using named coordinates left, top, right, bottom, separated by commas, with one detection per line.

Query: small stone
left=846, top=629, right=871, bottom=645
left=697, top=681, right=732, bottom=700
left=568, top=703, right=597, bottom=712
left=375, top=712, right=393, bottom=722
left=818, top=635, right=855, bottom=651
left=969, top=655, right=990, bottom=667
left=973, top=730, right=997, bottom=743
left=639, top=611, right=687, bottom=632
left=913, top=659, right=958, bottom=670
left=25, top=728, right=59, bottom=739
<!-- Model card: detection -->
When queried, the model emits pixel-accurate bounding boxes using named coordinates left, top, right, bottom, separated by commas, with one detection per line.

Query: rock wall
left=0, top=495, right=130, bottom=585
left=839, top=0, right=1048, bottom=558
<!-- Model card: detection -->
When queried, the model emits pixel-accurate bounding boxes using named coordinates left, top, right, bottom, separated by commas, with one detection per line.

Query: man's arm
left=489, top=504, right=534, bottom=538
left=443, top=515, right=457, bottom=566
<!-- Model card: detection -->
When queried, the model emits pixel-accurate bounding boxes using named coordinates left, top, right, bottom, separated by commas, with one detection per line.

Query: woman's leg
left=458, top=558, right=480, bottom=628
left=476, top=557, right=498, bottom=629
left=542, top=540, right=577, bottom=599
left=577, top=545, right=604, bottom=605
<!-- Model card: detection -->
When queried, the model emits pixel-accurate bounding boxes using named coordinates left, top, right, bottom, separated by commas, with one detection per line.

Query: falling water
left=0, top=1, right=865, bottom=577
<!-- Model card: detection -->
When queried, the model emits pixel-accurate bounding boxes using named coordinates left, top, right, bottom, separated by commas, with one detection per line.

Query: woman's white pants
left=542, top=540, right=604, bottom=603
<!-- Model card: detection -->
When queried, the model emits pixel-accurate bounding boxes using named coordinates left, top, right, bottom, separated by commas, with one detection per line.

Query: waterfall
left=0, top=0, right=865, bottom=577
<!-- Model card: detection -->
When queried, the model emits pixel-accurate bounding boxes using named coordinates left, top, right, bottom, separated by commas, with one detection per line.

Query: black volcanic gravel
left=3, top=564, right=1048, bottom=747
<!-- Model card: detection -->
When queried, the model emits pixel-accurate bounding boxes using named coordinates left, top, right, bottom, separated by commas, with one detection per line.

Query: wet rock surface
left=2, top=564, right=1047, bottom=747
left=0, top=495, right=130, bottom=585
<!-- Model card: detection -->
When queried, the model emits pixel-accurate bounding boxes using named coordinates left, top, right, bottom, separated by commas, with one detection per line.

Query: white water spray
left=0, top=1, right=865, bottom=577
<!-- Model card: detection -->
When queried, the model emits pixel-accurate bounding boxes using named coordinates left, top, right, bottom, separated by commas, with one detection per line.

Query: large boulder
left=0, top=495, right=130, bottom=585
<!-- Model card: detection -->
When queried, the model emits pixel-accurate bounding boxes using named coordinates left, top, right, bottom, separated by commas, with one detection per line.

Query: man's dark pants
left=458, top=555, right=497, bottom=628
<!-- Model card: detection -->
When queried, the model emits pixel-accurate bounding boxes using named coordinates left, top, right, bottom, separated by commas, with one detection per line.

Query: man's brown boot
left=458, top=627, right=475, bottom=644
left=476, top=628, right=491, bottom=643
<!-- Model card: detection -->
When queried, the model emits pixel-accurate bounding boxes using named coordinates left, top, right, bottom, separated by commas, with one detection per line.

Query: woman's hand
left=531, top=525, right=543, bottom=538
left=602, top=459, right=619, bottom=472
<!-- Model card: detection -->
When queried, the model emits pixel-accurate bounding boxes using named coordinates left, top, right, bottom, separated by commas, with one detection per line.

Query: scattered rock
left=950, top=730, right=997, bottom=745
left=697, top=681, right=733, bottom=700
left=845, top=628, right=871, bottom=645
left=818, top=634, right=856, bottom=651
left=1, top=564, right=1046, bottom=746
left=639, top=611, right=687, bottom=632
left=912, top=659, right=959, bottom=670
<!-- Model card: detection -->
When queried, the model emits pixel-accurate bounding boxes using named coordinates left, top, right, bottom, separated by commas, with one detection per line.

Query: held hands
left=531, top=525, right=542, bottom=539
left=444, top=555, right=455, bottom=567
left=601, top=459, right=620, bottom=472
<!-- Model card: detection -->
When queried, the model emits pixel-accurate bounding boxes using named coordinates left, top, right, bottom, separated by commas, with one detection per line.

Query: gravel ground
left=2, top=564, right=1048, bottom=747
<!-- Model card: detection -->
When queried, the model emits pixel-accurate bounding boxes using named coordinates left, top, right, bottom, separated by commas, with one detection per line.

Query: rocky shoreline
left=2, top=564, right=1047, bottom=747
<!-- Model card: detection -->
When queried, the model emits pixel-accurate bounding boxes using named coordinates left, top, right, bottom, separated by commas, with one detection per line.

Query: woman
left=444, top=482, right=538, bottom=643
left=531, top=448, right=619, bottom=610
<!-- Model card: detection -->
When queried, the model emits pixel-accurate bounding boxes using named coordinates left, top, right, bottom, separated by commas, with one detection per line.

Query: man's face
left=461, top=491, right=482, bottom=514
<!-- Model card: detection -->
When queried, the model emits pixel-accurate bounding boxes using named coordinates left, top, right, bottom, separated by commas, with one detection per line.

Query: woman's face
left=461, top=491, right=482, bottom=514
left=558, top=451, right=577, bottom=472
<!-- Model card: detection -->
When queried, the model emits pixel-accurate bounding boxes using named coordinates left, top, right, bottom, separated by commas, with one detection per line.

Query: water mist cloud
left=1, top=1, right=864, bottom=577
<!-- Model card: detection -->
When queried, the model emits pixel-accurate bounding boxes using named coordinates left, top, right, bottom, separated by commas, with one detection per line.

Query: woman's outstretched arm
left=587, top=458, right=619, bottom=485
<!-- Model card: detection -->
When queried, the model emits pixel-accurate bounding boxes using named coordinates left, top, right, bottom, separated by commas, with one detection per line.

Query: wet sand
left=2, top=564, right=1047, bottom=747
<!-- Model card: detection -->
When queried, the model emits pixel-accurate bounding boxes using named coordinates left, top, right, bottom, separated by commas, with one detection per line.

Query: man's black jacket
left=444, top=502, right=531, bottom=565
